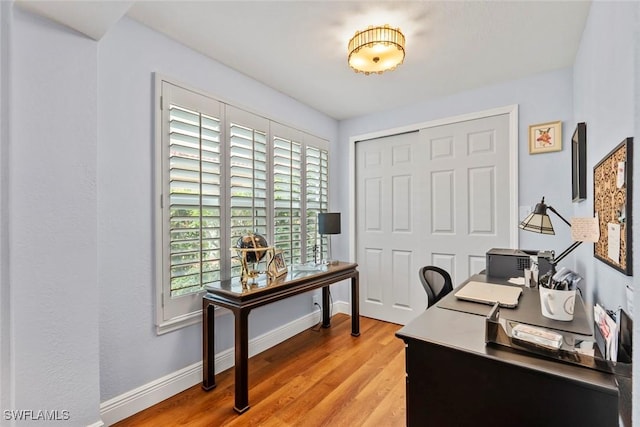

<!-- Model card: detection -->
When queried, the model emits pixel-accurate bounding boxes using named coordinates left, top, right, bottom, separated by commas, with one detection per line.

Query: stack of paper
left=512, top=324, right=562, bottom=350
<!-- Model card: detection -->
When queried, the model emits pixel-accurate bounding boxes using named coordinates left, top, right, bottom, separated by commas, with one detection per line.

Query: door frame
left=348, top=105, right=520, bottom=261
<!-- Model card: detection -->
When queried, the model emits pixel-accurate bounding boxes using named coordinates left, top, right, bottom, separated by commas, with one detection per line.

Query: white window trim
left=154, top=74, right=329, bottom=334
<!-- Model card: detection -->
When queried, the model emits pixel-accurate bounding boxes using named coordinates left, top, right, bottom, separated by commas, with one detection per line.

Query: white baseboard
left=100, top=303, right=350, bottom=426
left=333, top=300, right=350, bottom=315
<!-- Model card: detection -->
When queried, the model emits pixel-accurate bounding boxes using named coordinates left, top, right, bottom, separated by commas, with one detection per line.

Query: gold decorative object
left=233, top=233, right=271, bottom=285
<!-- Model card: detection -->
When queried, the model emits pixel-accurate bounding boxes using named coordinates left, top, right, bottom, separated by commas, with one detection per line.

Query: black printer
left=485, top=248, right=554, bottom=279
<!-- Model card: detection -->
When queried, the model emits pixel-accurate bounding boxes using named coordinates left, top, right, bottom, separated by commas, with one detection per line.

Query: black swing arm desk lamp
left=519, top=197, right=581, bottom=268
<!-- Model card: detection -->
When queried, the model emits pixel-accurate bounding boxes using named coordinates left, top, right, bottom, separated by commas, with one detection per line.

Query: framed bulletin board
left=593, top=137, right=633, bottom=275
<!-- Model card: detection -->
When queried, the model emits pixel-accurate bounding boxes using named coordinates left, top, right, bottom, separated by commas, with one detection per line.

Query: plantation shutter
left=271, top=124, right=303, bottom=265
left=160, top=82, right=222, bottom=321
left=157, top=78, right=331, bottom=331
left=305, top=141, right=329, bottom=262
left=226, top=107, right=269, bottom=277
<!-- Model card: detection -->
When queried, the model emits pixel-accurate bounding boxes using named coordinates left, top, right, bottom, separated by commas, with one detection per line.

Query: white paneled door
left=355, top=113, right=513, bottom=325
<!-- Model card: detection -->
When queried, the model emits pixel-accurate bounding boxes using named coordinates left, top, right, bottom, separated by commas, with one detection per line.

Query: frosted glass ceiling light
left=348, top=25, right=405, bottom=75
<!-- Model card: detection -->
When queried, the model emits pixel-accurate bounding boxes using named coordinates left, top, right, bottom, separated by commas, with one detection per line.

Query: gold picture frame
left=267, top=249, right=288, bottom=278
left=529, top=121, right=562, bottom=154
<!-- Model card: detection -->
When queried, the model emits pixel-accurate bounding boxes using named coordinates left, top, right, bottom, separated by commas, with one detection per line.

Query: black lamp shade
left=518, top=196, right=582, bottom=267
left=318, top=213, right=341, bottom=235
left=519, top=198, right=555, bottom=235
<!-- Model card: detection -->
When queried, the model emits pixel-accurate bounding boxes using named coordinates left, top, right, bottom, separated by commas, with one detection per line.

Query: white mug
left=539, top=287, right=576, bottom=321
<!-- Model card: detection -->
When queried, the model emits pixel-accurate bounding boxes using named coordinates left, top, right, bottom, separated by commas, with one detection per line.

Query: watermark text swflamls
left=4, top=409, right=71, bottom=421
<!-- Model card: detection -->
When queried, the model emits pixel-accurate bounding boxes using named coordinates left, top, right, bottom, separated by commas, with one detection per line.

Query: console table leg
left=321, top=286, right=331, bottom=328
left=351, top=272, right=360, bottom=336
left=202, top=301, right=217, bottom=390
left=233, top=308, right=251, bottom=413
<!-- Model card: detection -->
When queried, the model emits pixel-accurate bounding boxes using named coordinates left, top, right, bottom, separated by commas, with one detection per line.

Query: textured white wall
left=333, top=68, right=574, bottom=302
left=573, top=1, right=636, bottom=310
left=8, top=5, right=100, bottom=425
left=572, top=2, right=638, bottom=424
left=0, top=0, right=10, bottom=415
left=97, top=17, right=338, bottom=401
left=4, top=1, right=637, bottom=424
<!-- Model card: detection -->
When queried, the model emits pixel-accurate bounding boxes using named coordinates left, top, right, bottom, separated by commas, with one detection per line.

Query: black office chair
left=419, top=266, right=453, bottom=308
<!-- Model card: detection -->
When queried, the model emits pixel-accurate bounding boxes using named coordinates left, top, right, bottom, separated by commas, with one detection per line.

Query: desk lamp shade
left=318, top=213, right=341, bottom=235
left=318, top=212, right=341, bottom=265
left=518, top=197, right=581, bottom=268
left=519, top=198, right=555, bottom=235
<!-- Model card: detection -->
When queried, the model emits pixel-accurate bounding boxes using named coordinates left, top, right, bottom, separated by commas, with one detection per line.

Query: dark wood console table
left=202, top=261, right=360, bottom=413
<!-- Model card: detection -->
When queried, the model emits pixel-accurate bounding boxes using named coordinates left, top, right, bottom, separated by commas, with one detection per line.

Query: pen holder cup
left=540, top=287, right=576, bottom=321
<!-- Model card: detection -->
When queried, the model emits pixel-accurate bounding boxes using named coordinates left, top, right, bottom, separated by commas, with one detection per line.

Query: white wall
left=2, top=5, right=338, bottom=423
left=572, top=0, right=636, bottom=312
left=0, top=0, right=10, bottom=414
left=572, top=2, right=638, bottom=424
left=6, top=5, right=101, bottom=425
left=97, top=17, right=338, bottom=402
left=334, top=5, right=638, bottom=421
left=3, top=1, right=637, bottom=424
left=333, top=68, right=575, bottom=301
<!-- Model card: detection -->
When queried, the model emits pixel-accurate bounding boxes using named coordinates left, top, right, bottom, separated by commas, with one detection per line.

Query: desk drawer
left=404, top=339, right=618, bottom=427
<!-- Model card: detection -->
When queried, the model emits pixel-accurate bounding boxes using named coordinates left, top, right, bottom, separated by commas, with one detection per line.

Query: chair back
left=419, top=266, right=453, bottom=308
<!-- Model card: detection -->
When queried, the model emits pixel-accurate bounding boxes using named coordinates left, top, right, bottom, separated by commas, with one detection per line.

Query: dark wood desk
left=202, top=262, right=360, bottom=413
left=396, top=275, right=619, bottom=427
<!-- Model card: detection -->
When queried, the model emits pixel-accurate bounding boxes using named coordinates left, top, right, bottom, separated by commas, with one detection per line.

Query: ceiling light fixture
left=348, top=24, right=405, bottom=75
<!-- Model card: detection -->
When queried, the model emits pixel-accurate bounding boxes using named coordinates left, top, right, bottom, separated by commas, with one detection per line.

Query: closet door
left=420, top=114, right=512, bottom=287
left=356, top=113, right=512, bottom=325
left=356, top=131, right=425, bottom=324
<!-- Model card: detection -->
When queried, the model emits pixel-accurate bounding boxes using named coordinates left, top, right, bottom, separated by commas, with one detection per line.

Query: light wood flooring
left=114, top=314, right=406, bottom=427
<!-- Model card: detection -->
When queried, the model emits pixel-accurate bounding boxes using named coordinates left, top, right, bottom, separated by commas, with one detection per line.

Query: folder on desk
left=454, top=281, right=522, bottom=308
left=617, top=309, right=633, bottom=363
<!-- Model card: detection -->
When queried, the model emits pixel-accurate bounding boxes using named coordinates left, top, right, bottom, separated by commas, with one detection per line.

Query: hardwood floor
left=114, top=314, right=406, bottom=427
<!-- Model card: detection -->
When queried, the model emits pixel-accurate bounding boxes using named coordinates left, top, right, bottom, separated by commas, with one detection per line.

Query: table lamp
left=519, top=197, right=581, bottom=271
left=318, top=212, right=341, bottom=265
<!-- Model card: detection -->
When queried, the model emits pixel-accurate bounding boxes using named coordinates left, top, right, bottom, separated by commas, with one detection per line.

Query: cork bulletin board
left=593, top=137, right=633, bottom=275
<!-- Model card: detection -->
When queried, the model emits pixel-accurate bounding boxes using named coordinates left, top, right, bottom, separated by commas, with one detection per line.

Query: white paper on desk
left=607, top=223, right=621, bottom=263
left=508, top=277, right=525, bottom=286
left=571, top=216, right=600, bottom=242
left=606, top=312, right=618, bottom=361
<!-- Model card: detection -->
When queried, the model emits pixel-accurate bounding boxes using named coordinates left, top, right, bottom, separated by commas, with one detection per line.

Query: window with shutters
left=167, top=105, right=222, bottom=298
left=272, top=135, right=302, bottom=265
left=305, top=145, right=329, bottom=263
left=227, top=107, right=269, bottom=277
left=156, top=78, right=330, bottom=333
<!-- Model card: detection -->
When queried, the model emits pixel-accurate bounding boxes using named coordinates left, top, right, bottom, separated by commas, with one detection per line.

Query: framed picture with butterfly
left=267, top=249, right=288, bottom=279
left=529, top=121, right=562, bottom=154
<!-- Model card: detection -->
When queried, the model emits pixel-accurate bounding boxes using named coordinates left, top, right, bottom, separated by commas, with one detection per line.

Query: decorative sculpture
left=233, top=233, right=271, bottom=285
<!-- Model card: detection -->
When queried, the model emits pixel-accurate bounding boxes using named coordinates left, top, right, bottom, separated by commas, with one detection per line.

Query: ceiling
left=16, top=1, right=591, bottom=120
